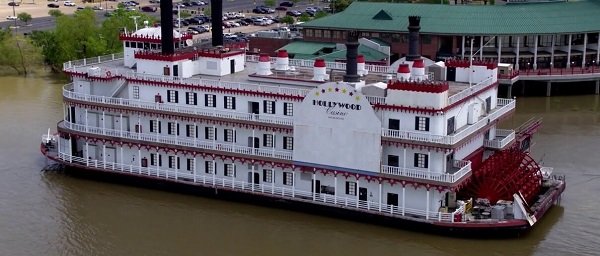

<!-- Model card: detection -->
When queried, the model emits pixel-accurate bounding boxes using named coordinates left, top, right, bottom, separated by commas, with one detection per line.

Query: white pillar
left=193, top=157, right=197, bottom=182
left=515, top=36, right=520, bottom=70
left=138, top=148, right=141, bottom=174
left=551, top=34, right=556, bottom=68
left=567, top=34, right=572, bottom=68
left=479, top=36, right=484, bottom=60
left=461, top=36, right=465, bottom=59
left=85, top=109, right=88, bottom=132
left=119, top=113, right=123, bottom=137
left=102, top=111, right=105, bottom=135
left=334, top=175, right=338, bottom=204
left=378, top=182, right=382, bottom=212
left=251, top=129, right=255, bottom=155
left=120, top=147, right=124, bottom=171
left=292, top=170, right=295, bottom=197
left=68, top=136, right=72, bottom=163
left=533, top=35, right=539, bottom=70
left=582, top=33, right=588, bottom=68
left=497, top=36, right=502, bottom=62
left=402, top=186, right=406, bottom=216
left=85, top=142, right=89, bottom=166
left=175, top=155, right=178, bottom=180
left=212, top=125, right=216, bottom=149
left=271, top=168, right=275, bottom=194
left=67, top=105, right=71, bottom=124
left=102, top=145, right=106, bottom=168
left=137, top=116, right=141, bottom=140
left=356, top=179, right=360, bottom=208
left=426, top=189, right=430, bottom=220
left=175, top=120, right=178, bottom=145
left=63, top=103, right=67, bottom=122
left=402, top=148, right=406, bottom=170
left=194, top=122, right=197, bottom=147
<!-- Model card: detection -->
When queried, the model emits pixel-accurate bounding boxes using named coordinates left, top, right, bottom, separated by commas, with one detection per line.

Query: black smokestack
left=406, top=16, right=421, bottom=61
left=343, top=30, right=360, bottom=83
left=160, top=0, right=174, bottom=54
left=211, top=0, right=223, bottom=46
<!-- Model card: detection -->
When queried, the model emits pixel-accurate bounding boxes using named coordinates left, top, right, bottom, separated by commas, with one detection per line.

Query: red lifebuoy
left=106, top=70, right=112, bottom=77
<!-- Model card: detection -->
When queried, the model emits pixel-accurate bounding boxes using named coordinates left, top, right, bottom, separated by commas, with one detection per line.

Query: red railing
left=445, top=59, right=498, bottom=70
left=387, top=80, right=449, bottom=93
left=520, top=66, right=600, bottom=76
left=498, top=70, right=520, bottom=79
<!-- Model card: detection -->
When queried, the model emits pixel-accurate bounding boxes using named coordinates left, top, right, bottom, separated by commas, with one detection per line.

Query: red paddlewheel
left=458, top=147, right=543, bottom=205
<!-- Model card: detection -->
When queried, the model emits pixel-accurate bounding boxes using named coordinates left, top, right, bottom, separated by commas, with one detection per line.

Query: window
left=389, top=119, right=400, bottom=130
left=387, top=155, right=399, bottom=167
left=414, top=153, right=429, bottom=168
left=263, top=169, right=273, bottom=183
left=345, top=181, right=356, bottom=196
left=205, top=94, right=216, bottom=107
left=132, top=86, right=140, bottom=99
left=125, top=41, right=130, bottom=48
left=323, top=30, right=331, bottom=38
left=415, top=116, right=430, bottom=131
left=263, top=100, right=275, bottom=114
left=167, top=90, right=178, bottom=103
left=283, top=172, right=293, bottom=186
left=150, top=153, right=161, bottom=166
left=283, top=102, right=293, bottom=116
left=186, top=124, right=197, bottom=138
left=186, top=92, right=197, bottom=105
left=168, top=155, right=179, bottom=169
left=225, top=163, right=236, bottom=177
left=205, top=161, right=215, bottom=174
left=283, top=136, right=293, bottom=150
left=186, top=158, right=194, bottom=171
left=224, top=129, right=236, bottom=142
left=263, top=134, right=274, bottom=148
left=205, top=127, right=217, bottom=140
left=304, top=29, right=313, bottom=37
left=149, top=120, right=161, bottom=133
left=167, top=122, right=179, bottom=135
left=224, top=96, right=236, bottom=110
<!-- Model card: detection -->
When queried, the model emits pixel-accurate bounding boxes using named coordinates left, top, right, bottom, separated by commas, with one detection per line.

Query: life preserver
left=106, top=70, right=112, bottom=77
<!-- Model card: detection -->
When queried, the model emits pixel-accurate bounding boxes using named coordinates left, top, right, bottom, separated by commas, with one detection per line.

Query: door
left=359, top=187, right=368, bottom=201
left=173, top=64, right=179, bottom=77
left=247, top=172, right=260, bottom=184
left=485, top=97, right=492, bottom=113
left=249, top=102, right=260, bottom=114
left=70, top=106, right=76, bottom=123
left=122, top=116, right=130, bottom=131
left=446, top=153, right=454, bottom=170
left=447, top=116, right=455, bottom=135
left=247, top=137, right=259, bottom=148
left=447, top=67, right=456, bottom=81
left=230, top=59, right=236, bottom=74
left=311, top=179, right=321, bottom=193
left=387, top=155, right=399, bottom=167
left=387, top=193, right=398, bottom=206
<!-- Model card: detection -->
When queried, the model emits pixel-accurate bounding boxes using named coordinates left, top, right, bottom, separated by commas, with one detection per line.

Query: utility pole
left=131, top=16, right=140, bottom=31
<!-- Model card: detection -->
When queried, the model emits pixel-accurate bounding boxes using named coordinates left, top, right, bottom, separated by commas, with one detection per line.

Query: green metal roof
left=301, top=1, right=600, bottom=35
left=317, top=45, right=388, bottom=62
left=279, top=41, right=388, bottom=62
left=280, top=41, right=336, bottom=55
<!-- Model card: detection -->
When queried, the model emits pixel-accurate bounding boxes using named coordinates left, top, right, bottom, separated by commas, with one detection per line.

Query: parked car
left=92, top=5, right=103, bottom=10
left=275, top=6, right=287, bottom=11
left=8, top=2, right=20, bottom=6
left=63, top=1, right=76, bottom=6
left=149, top=0, right=159, bottom=3
left=141, top=6, right=157, bottom=12
left=280, top=1, right=293, bottom=7
left=6, top=15, right=17, bottom=20
left=286, top=10, right=301, bottom=17
left=47, top=3, right=60, bottom=8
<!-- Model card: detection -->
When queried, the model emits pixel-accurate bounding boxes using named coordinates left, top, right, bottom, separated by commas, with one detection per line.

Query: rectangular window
left=205, top=161, right=215, bottom=174
left=167, top=90, right=178, bottom=103
left=224, top=129, right=236, bottom=142
left=224, top=96, right=236, bottom=110
left=205, top=94, right=216, bottom=107
left=168, top=155, right=179, bottom=169
left=263, top=169, right=273, bottom=183
left=149, top=120, right=161, bottom=133
left=132, top=86, right=140, bottom=99
left=186, top=92, right=197, bottom=105
left=414, top=153, right=429, bottom=168
left=323, top=30, right=331, bottom=38
left=167, top=122, right=179, bottom=135
left=283, top=102, right=293, bottom=116
left=186, top=158, right=194, bottom=171
left=125, top=41, right=130, bottom=47
left=263, top=134, right=274, bottom=148
left=283, top=172, right=294, bottom=186
left=345, top=181, right=356, bottom=196
left=263, top=100, right=276, bottom=114
left=150, top=153, right=158, bottom=166
left=415, top=116, right=430, bottom=131
left=205, top=127, right=217, bottom=140
left=186, top=124, right=196, bottom=138
left=389, top=119, right=400, bottom=130
left=283, top=136, right=293, bottom=150
left=225, top=163, right=236, bottom=177
left=387, top=155, right=399, bottom=167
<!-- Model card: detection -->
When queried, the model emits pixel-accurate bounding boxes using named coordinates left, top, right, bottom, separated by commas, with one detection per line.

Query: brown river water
left=0, top=74, right=599, bottom=256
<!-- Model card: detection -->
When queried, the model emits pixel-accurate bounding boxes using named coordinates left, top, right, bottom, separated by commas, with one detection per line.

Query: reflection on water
left=0, top=74, right=599, bottom=256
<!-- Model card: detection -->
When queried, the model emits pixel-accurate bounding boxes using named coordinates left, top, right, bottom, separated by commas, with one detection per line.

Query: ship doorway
left=230, top=59, right=235, bottom=74
left=447, top=117, right=455, bottom=135
left=249, top=101, right=260, bottom=115
left=446, top=153, right=454, bottom=172
left=387, top=193, right=398, bottom=206
left=447, top=67, right=456, bottom=81
left=248, top=172, right=260, bottom=184
left=69, top=106, right=76, bottom=123
left=173, top=65, right=179, bottom=77
left=311, top=179, right=321, bottom=193
left=359, top=187, right=368, bottom=201
left=247, top=137, right=260, bottom=148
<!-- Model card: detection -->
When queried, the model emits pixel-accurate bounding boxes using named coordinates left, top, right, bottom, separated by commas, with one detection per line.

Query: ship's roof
left=301, top=0, right=600, bottom=35
left=278, top=41, right=388, bottom=62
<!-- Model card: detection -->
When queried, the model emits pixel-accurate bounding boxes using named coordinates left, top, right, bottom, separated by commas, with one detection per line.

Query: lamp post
left=571, top=61, right=575, bottom=74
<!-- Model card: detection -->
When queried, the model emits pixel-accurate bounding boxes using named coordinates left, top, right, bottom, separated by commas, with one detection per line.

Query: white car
left=6, top=15, right=17, bottom=20
left=63, top=1, right=76, bottom=6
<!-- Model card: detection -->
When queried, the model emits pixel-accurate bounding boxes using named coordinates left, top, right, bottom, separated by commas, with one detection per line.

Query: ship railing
left=55, top=151, right=463, bottom=223
left=381, top=98, right=515, bottom=145
left=365, top=95, right=386, bottom=105
left=483, top=129, right=516, bottom=149
left=381, top=160, right=471, bottom=183
left=62, top=84, right=294, bottom=126
left=447, top=76, right=495, bottom=106
left=63, top=52, right=124, bottom=71
left=62, top=120, right=293, bottom=160
left=245, top=55, right=392, bottom=74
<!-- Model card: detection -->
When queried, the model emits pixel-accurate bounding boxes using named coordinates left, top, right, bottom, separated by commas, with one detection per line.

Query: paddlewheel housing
left=458, top=147, right=543, bottom=205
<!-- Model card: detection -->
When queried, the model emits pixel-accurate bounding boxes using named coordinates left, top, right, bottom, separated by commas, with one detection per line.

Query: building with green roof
left=299, top=0, right=600, bottom=71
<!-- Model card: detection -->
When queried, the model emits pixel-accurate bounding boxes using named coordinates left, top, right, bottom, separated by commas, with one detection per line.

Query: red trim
left=134, top=49, right=244, bottom=62
left=259, top=53, right=270, bottom=62
left=387, top=80, right=449, bottom=93
left=314, top=58, right=326, bottom=67
left=397, top=63, right=410, bottom=74
left=277, top=49, right=288, bottom=58
left=446, top=59, right=498, bottom=70
left=412, top=58, right=425, bottom=68
left=356, top=54, right=365, bottom=64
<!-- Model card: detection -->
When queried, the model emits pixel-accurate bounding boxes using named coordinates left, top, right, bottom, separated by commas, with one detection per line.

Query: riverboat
left=40, top=0, right=565, bottom=237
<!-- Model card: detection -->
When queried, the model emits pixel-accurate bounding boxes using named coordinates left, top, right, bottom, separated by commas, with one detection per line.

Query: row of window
left=388, top=117, right=430, bottom=132
left=387, top=153, right=429, bottom=169
left=159, top=89, right=294, bottom=116
left=146, top=121, right=294, bottom=149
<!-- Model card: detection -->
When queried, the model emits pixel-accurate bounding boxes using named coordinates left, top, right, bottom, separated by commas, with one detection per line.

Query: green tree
left=17, top=12, right=32, bottom=25
left=264, top=0, right=275, bottom=7
left=298, top=13, right=311, bottom=22
left=180, top=10, right=192, bottom=19
left=0, top=30, right=43, bottom=75
left=203, top=7, right=211, bottom=16
left=48, top=9, right=64, bottom=17
left=314, top=10, right=328, bottom=19
left=281, top=15, right=294, bottom=25
left=332, top=0, right=352, bottom=13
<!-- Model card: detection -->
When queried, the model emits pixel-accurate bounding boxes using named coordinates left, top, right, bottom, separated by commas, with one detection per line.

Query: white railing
left=447, top=76, right=495, bottom=106
left=365, top=95, right=386, bottom=105
left=483, top=129, right=516, bottom=149
left=61, top=120, right=293, bottom=160
left=63, top=52, right=125, bottom=71
left=380, top=159, right=471, bottom=183
left=245, top=55, right=393, bottom=74
left=54, top=151, right=465, bottom=223
left=382, top=98, right=515, bottom=145
left=63, top=84, right=294, bottom=126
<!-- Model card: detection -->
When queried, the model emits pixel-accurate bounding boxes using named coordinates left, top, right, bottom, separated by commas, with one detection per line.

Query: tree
left=332, top=0, right=352, bottom=13
left=281, top=15, right=294, bottom=25
left=203, top=7, right=211, bottom=16
left=298, top=13, right=311, bottom=22
left=264, top=0, right=275, bottom=7
left=314, top=11, right=328, bottom=19
left=17, top=12, right=32, bottom=25
left=48, top=9, right=64, bottom=17
left=180, top=10, right=192, bottom=19
left=0, top=29, right=43, bottom=75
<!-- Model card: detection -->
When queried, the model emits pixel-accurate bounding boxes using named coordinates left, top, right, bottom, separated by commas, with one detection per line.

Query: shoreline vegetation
left=1, top=8, right=154, bottom=76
